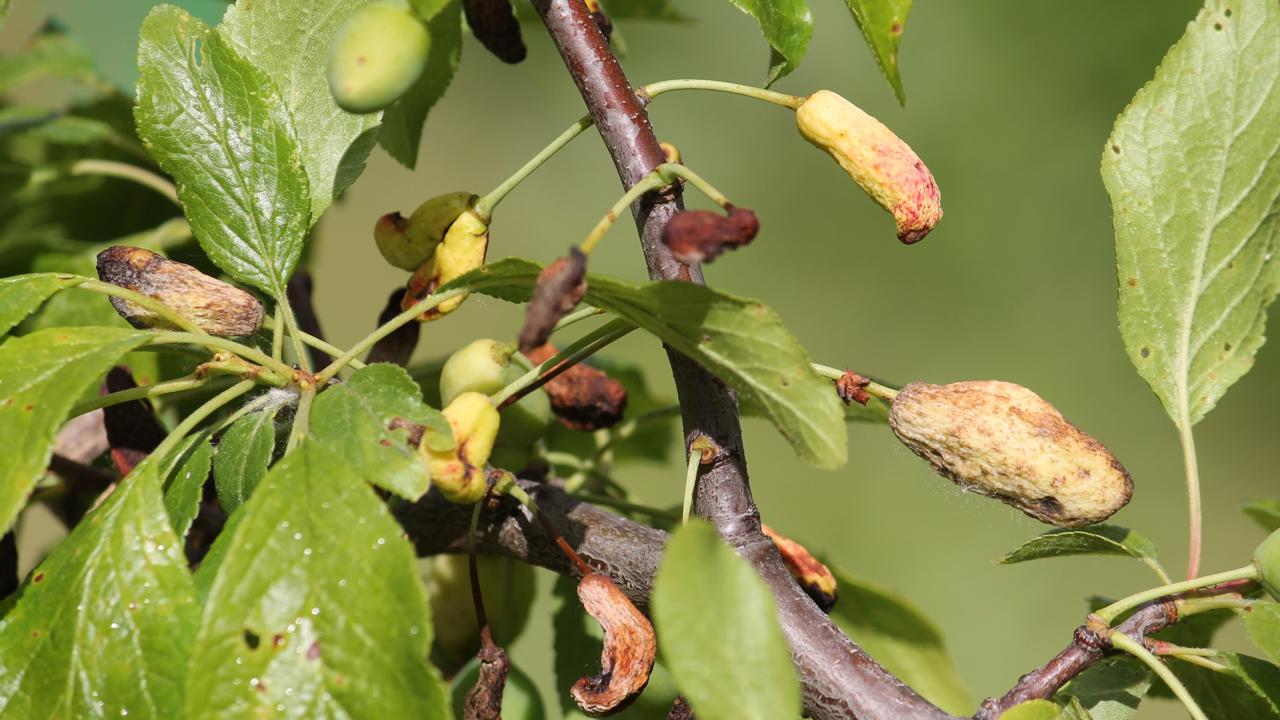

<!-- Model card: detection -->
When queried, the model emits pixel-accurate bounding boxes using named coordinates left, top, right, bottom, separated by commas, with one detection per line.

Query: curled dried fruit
left=761, top=524, right=837, bottom=611
left=518, top=249, right=587, bottom=354
left=462, top=0, right=526, bottom=64
left=402, top=206, right=490, bottom=321
left=525, top=343, right=627, bottom=431
left=796, top=89, right=942, bottom=244
left=375, top=191, right=475, bottom=271
left=571, top=573, right=656, bottom=717
left=1255, top=529, right=1280, bottom=601
left=660, top=207, right=758, bottom=264
left=96, top=246, right=263, bottom=336
left=889, top=381, right=1133, bottom=527
left=422, top=392, right=500, bottom=504
left=328, top=2, right=430, bottom=113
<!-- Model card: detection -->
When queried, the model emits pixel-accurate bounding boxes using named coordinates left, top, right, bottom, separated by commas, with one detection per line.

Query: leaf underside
left=1106, top=0, right=1280, bottom=429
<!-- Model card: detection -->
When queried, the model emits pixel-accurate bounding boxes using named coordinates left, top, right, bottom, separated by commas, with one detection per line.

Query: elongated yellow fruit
left=889, top=380, right=1132, bottom=527
left=422, top=391, right=500, bottom=504
left=796, top=89, right=942, bottom=244
left=402, top=206, right=489, bottom=321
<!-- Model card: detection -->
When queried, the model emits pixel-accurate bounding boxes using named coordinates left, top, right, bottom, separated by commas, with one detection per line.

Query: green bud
left=450, top=657, right=546, bottom=720
left=440, top=339, right=552, bottom=467
left=328, top=2, right=429, bottom=114
left=1255, top=529, right=1280, bottom=601
left=375, top=191, right=476, bottom=272
left=422, top=554, right=537, bottom=674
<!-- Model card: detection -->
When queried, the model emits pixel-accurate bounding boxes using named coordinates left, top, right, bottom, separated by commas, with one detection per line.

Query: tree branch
left=975, top=600, right=1178, bottom=718
left=523, top=3, right=954, bottom=717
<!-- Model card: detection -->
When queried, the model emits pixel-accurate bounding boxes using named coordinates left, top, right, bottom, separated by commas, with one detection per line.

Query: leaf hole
left=1111, top=144, right=1121, bottom=154
left=243, top=628, right=261, bottom=650
left=1139, top=347, right=1151, bottom=359
left=1224, top=342, right=1233, bottom=351
left=1214, top=22, right=1224, bottom=30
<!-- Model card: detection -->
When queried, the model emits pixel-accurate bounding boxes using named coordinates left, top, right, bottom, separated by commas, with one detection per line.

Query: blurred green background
left=4, top=1, right=1276, bottom=717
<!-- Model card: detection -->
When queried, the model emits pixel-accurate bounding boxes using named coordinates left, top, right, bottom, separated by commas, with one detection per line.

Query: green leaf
left=1000, top=700, right=1066, bottom=720
left=221, top=0, right=384, bottom=223
left=212, top=407, right=278, bottom=514
left=1245, top=602, right=1280, bottom=666
left=0, top=24, right=98, bottom=94
left=998, top=525, right=1161, bottom=568
left=1054, top=657, right=1151, bottom=720
left=725, top=0, right=813, bottom=85
left=652, top=521, right=801, bottom=720
left=459, top=259, right=847, bottom=469
left=379, top=1, right=462, bottom=168
left=0, top=459, right=199, bottom=719
left=186, top=444, right=450, bottom=719
left=0, top=325, right=148, bottom=534
left=1169, top=651, right=1280, bottom=718
left=1246, top=500, right=1280, bottom=532
left=163, top=433, right=214, bottom=538
left=827, top=565, right=970, bottom=715
left=842, top=0, right=912, bottom=105
left=1105, top=0, right=1280, bottom=429
left=551, top=575, right=680, bottom=719
left=310, top=363, right=444, bottom=500
left=135, top=5, right=311, bottom=296
left=0, top=272, right=80, bottom=337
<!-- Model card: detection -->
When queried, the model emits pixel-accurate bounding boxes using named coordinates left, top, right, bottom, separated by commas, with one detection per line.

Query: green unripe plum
left=1255, top=528, right=1280, bottom=600
left=422, top=554, right=537, bottom=674
left=440, top=339, right=551, bottom=465
left=328, top=2, right=429, bottom=114
left=450, top=657, right=546, bottom=720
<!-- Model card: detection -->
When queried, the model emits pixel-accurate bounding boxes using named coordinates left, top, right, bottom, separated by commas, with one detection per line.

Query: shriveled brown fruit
left=518, top=248, right=587, bottom=354
left=96, top=246, right=263, bottom=336
left=463, top=639, right=510, bottom=720
left=365, top=288, right=420, bottom=366
left=524, top=343, right=627, bottom=431
left=462, top=0, right=526, bottom=64
left=660, top=207, right=758, bottom=264
left=889, top=380, right=1133, bottom=527
left=761, top=525, right=837, bottom=611
left=570, top=573, right=656, bottom=717
left=101, top=367, right=167, bottom=476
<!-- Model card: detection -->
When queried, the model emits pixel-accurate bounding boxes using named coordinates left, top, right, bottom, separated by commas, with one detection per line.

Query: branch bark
left=397, top=482, right=1184, bottom=718
left=526, top=2, right=950, bottom=717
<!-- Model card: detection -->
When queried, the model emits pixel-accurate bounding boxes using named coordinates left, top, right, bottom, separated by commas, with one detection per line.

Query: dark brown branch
left=528, top=2, right=950, bottom=717
left=398, top=482, right=1206, bottom=720
left=975, top=600, right=1178, bottom=718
